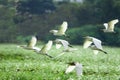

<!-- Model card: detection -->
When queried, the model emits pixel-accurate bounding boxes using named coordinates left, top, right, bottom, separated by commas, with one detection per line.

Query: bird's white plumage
left=103, top=23, right=108, bottom=29
left=75, top=63, right=83, bottom=76
left=103, top=19, right=119, bottom=32
left=108, top=19, right=119, bottom=30
left=18, top=36, right=41, bottom=51
left=58, top=21, right=68, bottom=34
left=39, top=40, right=53, bottom=54
left=50, top=21, right=68, bottom=36
left=56, top=43, right=62, bottom=49
left=27, top=36, right=37, bottom=48
left=33, top=40, right=53, bottom=58
left=83, top=40, right=92, bottom=49
left=65, top=62, right=83, bottom=76
left=83, top=36, right=107, bottom=54
left=65, top=65, right=76, bottom=74
left=32, top=47, right=41, bottom=52
left=54, top=39, right=70, bottom=50
left=92, top=38, right=102, bottom=50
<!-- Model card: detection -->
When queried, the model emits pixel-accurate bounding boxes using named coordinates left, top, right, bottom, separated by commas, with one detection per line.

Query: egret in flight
left=53, top=39, right=76, bottom=58
left=103, top=19, right=119, bottom=33
left=17, top=36, right=41, bottom=51
left=34, top=40, right=53, bottom=58
left=83, top=36, right=107, bottom=55
left=54, top=39, right=72, bottom=50
left=49, top=21, right=68, bottom=36
left=65, top=62, right=83, bottom=76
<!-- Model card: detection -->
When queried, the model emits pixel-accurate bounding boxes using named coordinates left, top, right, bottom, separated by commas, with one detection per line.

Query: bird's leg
left=68, top=45, right=73, bottom=48
left=45, top=54, right=53, bottom=58
left=54, top=52, right=65, bottom=59
left=99, top=49, right=108, bottom=54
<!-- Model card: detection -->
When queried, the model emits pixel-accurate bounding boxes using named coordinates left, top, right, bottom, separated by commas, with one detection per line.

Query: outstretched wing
left=83, top=39, right=92, bottom=49
left=40, top=40, right=53, bottom=54
left=55, top=39, right=70, bottom=49
left=65, top=65, right=76, bottom=74
left=56, top=43, right=62, bottom=49
left=92, top=38, right=102, bottom=50
left=28, top=36, right=37, bottom=48
left=60, top=39, right=70, bottom=49
left=103, top=23, right=108, bottom=29
left=58, top=21, right=68, bottom=34
left=108, top=19, right=119, bottom=30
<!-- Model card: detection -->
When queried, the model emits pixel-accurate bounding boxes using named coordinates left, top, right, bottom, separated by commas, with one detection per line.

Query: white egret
left=65, top=62, right=83, bottom=76
left=17, top=36, right=41, bottom=51
left=103, top=19, right=119, bottom=32
left=49, top=21, right=68, bottom=36
left=53, top=39, right=77, bottom=58
left=35, top=40, right=53, bottom=58
left=83, top=36, right=107, bottom=54
left=54, top=39, right=72, bottom=50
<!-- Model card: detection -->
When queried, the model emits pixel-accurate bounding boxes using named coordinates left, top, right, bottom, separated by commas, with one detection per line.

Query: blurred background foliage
left=0, top=0, right=120, bottom=46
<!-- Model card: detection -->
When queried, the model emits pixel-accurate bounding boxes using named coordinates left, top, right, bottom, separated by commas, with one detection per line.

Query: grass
left=0, top=44, right=120, bottom=80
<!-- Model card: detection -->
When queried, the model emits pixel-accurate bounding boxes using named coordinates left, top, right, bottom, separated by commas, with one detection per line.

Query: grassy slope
left=0, top=44, right=120, bottom=80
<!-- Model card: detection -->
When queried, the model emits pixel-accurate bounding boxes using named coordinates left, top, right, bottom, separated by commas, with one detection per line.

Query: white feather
left=65, top=66, right=76, bottom=74
left=56, top=44, right=62, bottom=49
left=83, top=40, right=92, bottom=49
left=75, top=63, right=83, bottom=76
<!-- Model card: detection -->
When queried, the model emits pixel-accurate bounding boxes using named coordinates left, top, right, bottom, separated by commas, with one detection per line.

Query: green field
left=0, top=44, right=120, bottom=80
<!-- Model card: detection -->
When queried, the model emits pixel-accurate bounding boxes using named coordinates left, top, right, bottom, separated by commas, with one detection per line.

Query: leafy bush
left=66, top=25, right=101, bottom=44
left=16, top=35, right=33, bottom=43
left=99, top=27, right=120, bottom=46
left=66, top=25, right=120, bottom=46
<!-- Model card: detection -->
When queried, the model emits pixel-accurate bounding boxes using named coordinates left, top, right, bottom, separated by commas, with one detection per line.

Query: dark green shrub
left=66, top=25, right=101, bottom=45
left=45, top=24, right=120, bottom=46
left=99, top=27, right=120, bottom=46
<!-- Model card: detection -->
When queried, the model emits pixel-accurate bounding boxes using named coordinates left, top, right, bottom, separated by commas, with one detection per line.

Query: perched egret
left=49, top=21, right=68, bottom=36
left=17, top=36, right=41, bottom=51
left=83, top=36, right=107, bottom=54
left=35, top=40, right=53, bottom=58
left=103, top=19, right=119, bottom=33
left=65, top=62, right=83, bottom=76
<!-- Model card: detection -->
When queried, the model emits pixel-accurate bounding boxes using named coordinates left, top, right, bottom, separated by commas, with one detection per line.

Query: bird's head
left=83, top=36, right=92, bottom=40
left=49, top=30, right=54, bottom=33
left=49, top=30, right=58, bottom=34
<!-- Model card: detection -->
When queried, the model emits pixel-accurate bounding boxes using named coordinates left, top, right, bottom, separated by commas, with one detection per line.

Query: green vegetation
left=0, top=0, right=120, bottom=46
left=0, top=44, right=120, bottom=80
